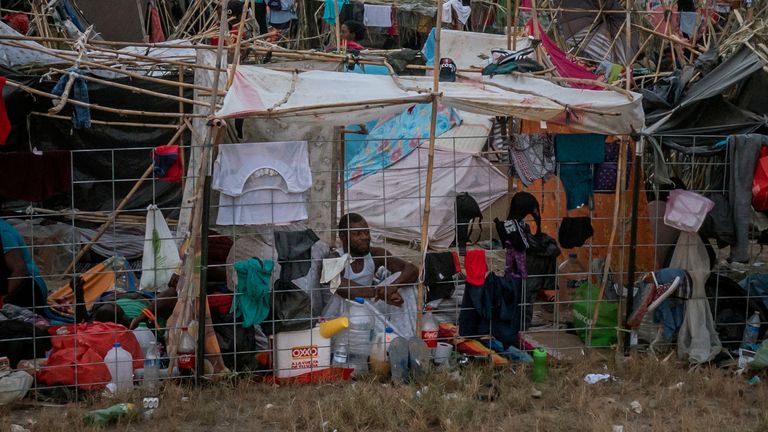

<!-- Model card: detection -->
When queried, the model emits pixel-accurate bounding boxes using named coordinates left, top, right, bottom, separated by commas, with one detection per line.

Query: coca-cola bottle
left=421, top=306, right=439, bottom=349
left=178, top=327, right=196, bottom=377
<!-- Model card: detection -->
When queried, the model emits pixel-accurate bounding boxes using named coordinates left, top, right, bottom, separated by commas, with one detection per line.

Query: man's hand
left=386, top=290, right=404, bottom=307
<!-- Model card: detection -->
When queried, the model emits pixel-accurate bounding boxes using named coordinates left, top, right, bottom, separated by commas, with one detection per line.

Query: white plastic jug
left=664, top=189, right=714, bottom=233
left=104, top=343, right=134, bottom=393
left=133, top=323, right=156, bottom=358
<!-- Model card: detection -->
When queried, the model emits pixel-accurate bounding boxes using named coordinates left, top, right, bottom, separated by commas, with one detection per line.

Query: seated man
left=334, top=213, right=418, bottom=305
left=0, top=219, right=48, bottom=313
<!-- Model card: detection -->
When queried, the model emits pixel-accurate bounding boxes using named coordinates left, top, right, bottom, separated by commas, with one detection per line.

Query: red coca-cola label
left=178, top=353, right=195, bottom=370
left=422, top=330, right=438, bottom=348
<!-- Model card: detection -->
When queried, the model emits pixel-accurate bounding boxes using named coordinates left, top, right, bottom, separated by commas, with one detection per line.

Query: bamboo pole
left=5, top=79, right=204, bottom=119
left=31, top=111, right=180, bottom=128
left=416, top=1, right=444, bottom=334
left=226, top=0, right=252, bottom=89
left=48, top=67, right=209, bottom=108
left=333, top=0, right=342, bottom=50
left=136, top=0, right=150, bottom=43
left=506, top=0, right=513, bottom=50
left=512, top=0, right=519, bottom=50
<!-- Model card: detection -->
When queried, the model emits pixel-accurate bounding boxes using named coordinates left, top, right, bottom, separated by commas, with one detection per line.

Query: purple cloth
left=505, top=242, right=528, bottom=279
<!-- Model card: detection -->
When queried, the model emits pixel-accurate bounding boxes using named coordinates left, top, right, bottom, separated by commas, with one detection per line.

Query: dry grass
left=3, top=354, right=768, bottom=432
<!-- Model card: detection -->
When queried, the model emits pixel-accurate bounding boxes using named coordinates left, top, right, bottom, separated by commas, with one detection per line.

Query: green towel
left=232, top=258, right=274, bottom=328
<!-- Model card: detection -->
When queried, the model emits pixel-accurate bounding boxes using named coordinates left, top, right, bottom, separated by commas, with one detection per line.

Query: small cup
left=319, top=317, right=349, bottom=338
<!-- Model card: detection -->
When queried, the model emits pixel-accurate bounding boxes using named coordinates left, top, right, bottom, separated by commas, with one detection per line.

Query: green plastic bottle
left=532, top=348, right=548, bottom=383
left=84, top=403, right=136, bottom=425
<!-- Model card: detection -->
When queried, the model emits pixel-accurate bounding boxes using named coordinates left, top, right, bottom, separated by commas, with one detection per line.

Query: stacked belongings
left=482, top=47, right=545, bottom=77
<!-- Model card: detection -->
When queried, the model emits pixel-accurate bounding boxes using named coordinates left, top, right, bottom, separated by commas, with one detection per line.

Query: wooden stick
left=5, top=78, right=204, bottom=119
left=31, top=111, right=179, bottom=128
left=506, top=0, right=513, bottom=50
left=49, top=67, right=209, bottom=108
left=631, top=23, right=700, bottom=53
left=587, top=137, right=628, bottom=346
left=136, top=0, right=150, bottom=43
left=226, top=0, right=251, bottom=89
left=416, top=0, right=444, bottom=335
left=333, top=0, right=341, bottom=50
left=512, top=0, right=519, bottom=50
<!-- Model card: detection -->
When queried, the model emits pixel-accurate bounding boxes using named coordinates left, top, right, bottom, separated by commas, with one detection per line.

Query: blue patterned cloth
left=345, top=103, right=461, bottom=186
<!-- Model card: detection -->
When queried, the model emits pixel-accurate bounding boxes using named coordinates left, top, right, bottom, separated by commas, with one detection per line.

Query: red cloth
left=39, top=322, right=143, bottom=390
left=451, top=250, right=462, bottom=274
left=0, top=151, right=71, bottom=201
left=263, top=367, right=353, bottom=384
left=149, top=6, right=166, bottom=43
left=152, top=144, right=182, bottom=182
left=464, top=249, right=487, bottom=286
left=2, top=13, right=29, bottom=35
left=753, top=146, right=768, bottom=211
left=0, top=77, right=9, bottom=145
left=523, top=19, right=602, bottom=90
left=208, top=292, right=234, bottom=315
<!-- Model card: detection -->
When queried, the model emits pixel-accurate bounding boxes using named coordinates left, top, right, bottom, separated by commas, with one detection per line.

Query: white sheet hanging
left=213, top=141, right=312, bottom=225
left=363, top=4, right=392, bottom=27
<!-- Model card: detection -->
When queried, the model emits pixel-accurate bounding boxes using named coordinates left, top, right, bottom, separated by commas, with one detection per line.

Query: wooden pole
left=512, top=0, right=519, bottom=50
left=63, top=124, right=188, bottom=275
left=416, top=5, right=444, bottom=334
left=136, top=0, right=150, bottom=43
left=506, top=0, right=513, bottom=50
left=226, top=0, right=251, bottom=89
left=333, top=0, right=342, bottom=51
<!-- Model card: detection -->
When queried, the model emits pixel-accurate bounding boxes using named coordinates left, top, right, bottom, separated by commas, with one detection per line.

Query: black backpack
left=455, top=192, right=483, bottom=253
left=424, top=252, right=459, bottom=302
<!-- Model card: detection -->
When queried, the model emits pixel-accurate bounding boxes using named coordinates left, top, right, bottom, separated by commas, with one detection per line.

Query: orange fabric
left=520, top=119, right=587, bottom=134
left=47, top=262, right=115, bottom=313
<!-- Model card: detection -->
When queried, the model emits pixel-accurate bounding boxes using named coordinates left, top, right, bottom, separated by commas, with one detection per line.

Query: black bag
left=455, top=192, right=483, bottom=254
left=494, top=218, right=530, bottom=252
left=425, top=252, right=458, bottom=302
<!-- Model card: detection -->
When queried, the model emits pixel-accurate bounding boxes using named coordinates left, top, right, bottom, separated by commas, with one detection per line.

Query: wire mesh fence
left=0, top=128, right=763, bottom=400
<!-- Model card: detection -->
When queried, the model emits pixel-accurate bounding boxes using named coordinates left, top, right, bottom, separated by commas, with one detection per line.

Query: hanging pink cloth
left=523, top=19, right=601, bottom=89
left=149, top=5, right=166, bottom=43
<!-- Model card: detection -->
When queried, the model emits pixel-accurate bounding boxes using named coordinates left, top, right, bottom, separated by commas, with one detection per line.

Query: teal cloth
left=232, top=258, right=274, bottom=328
left=0, top=219, right=47, bottom=292
left=555, top=134, right=606, bottom=210
left=323, top=0, right=347, bottom=24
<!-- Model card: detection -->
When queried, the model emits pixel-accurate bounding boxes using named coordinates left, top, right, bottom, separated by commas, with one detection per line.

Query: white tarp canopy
left=217, top=66, right=645, bottom=135
left=0, top=21, right=61, bottom=70
left=346, top=145, right=508, bottom=247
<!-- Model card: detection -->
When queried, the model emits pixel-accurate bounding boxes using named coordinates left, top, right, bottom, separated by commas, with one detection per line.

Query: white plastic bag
left=0, top=371, right=33, bottom=404
left=672, top=232, right=722, bottom=363
left=139, top=205, right=181, bottom=292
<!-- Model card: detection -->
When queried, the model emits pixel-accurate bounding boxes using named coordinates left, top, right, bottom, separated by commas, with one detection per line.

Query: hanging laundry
left=508, top=134, right=555, bottom=186
left=0, top=77, right=9, bottom=145
left=364, top=4, right=392, bottom=27
left=594, top=140, right=631, bottom=193
left=139, top=205, right=182, bottom=292
left=232, top=258, right=274, bottom=328
left=0, top=151, right=71, bottom=202
left=213, top=141, right=312, bottom=225
left=323, top=0, right=348, bottom=24
left=148, top=4, right=166, bottom=43
left=442, top=0, right=471, bottom=24
left=2, top=13, right=29, bottom=35
left=152, top=145, right=182, bottom=182
left=51, top=68, right=91, bottom=129
left=525, top=20, right=601, bottom=90
left=555, top=134, right=606, bottom=210
left=387, top=5, right=398, bottom=36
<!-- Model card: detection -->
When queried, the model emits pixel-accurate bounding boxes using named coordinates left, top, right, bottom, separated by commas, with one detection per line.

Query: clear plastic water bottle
left=332, top=332, right=349, bottom=366
left=742, top=311, right=761, bottom=348
left=143, top=341, right=161, bottom=391
left=347, top=297, right=374, bottom=375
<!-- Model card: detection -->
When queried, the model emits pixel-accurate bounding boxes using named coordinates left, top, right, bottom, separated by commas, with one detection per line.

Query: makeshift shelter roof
left=216, top=66, right=645, bottom=135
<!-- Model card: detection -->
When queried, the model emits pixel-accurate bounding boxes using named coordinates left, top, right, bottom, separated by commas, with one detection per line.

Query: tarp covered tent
left=216, top=66, right=645, bottom=134
left=422, top=29, right=533, bottom=69
left=2, top=72, right=191, bottom=211
left=642, top=47, right=767, bottom=153
left=346, top=145, right=507, bottom=247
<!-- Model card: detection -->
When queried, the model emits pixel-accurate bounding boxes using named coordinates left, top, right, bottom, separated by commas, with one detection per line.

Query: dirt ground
left=2, top=353, right=768, bottom=432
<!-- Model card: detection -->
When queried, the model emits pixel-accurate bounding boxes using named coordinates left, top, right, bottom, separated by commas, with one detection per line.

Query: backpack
left=494, top=217, right=531, bottom=252
left=455, top=192, right=483, bottom=252
left=424, top=252, right=460, bottom=302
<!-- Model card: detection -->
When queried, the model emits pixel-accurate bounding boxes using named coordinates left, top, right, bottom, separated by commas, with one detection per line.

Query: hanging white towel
left=321, top=254, right=351, bottom=291
left=364, top=4, right=392, bottom=27
left=139, top=205, right=182, bottom=292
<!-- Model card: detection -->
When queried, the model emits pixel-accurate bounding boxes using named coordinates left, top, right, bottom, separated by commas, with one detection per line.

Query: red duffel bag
left=753, top=146, right=768, bottom=211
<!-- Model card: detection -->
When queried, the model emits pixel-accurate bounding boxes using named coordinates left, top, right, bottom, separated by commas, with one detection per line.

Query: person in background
left=334, top=213, right=417, bottom=306
left=339, top=20, right=367, bottom=51
left=0, top=219, right=48, bottom=312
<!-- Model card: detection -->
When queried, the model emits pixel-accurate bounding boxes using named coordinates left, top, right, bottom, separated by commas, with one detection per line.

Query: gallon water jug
left=347, top=297, right=374, bottom=375
left=104, top=343, right=134, bottom=393
left=133, top=323, right=156, bottom=358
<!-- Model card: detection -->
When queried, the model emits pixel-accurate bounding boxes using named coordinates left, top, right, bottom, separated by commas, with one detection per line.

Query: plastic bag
left=672, top=232, right=722, bottom=364
left=0, top=371, right=33, bottom=404
left=572, top=282, right=618, bottom=347
left=139, top=205, right=181, bottom=292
